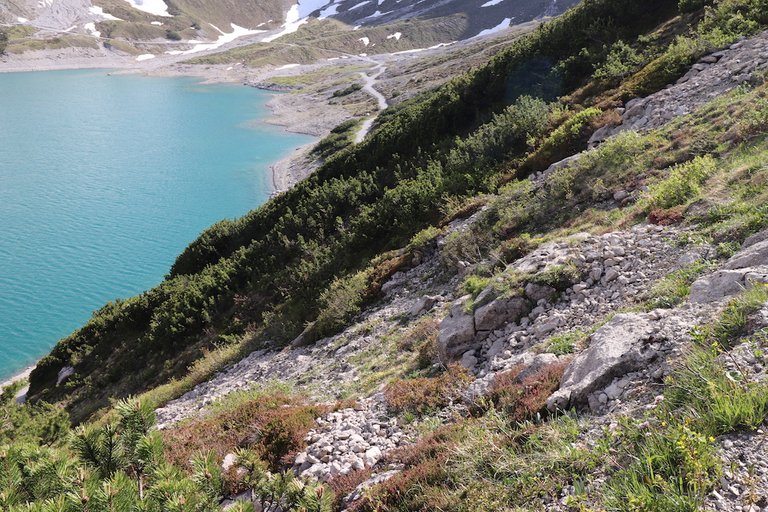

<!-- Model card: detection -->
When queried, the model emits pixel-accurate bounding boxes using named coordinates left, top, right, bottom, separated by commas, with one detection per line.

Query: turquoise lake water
left=0, top=69, right=311, bottom=381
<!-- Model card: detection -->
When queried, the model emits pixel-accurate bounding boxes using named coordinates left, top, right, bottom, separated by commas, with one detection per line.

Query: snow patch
left=349, top=1, right=370, bottom=10
left=261, top=4, right=307, bottom=43
left=364, top=9, right=391, bottom=18
left=166, top=24, right=264, bottom=54
left=151, top=21, right=163, bottom=26
left=481, top=0, right=504, bottom=6
left=16, top=16, right=28, bottom=23
left=277, top=63, right=300, bottom=70
left=89, top=6, right=121, bottom=20
left=123, top=0, right=171, bottom=17
left=472, top=17, right=512, bottom=38
left=136, top=53, right=156, bottom=61
left=386, top=32, right=401, bottom=40
left=359, top=36, right=370, bottom=46
left=63, top=25, right=77, bottom=32
left=393, top=41, right=454, bottom=54
left=84, top=22, right=100, bottom=37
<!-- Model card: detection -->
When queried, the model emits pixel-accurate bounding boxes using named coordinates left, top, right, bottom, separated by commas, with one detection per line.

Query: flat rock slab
left=725, top=239, right=768, bottom=270
left=548, top=313, right=656, bottom=410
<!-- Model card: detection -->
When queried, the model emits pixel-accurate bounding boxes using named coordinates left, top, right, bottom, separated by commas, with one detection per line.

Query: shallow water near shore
left=0, top=69, right=311, bottom=381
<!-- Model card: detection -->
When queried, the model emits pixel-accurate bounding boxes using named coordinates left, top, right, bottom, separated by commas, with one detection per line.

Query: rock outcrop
left=546, top=313, right=656, bottom=410
left=590, top=32, right=768, bottom=146
left=690, top=238, right=768, bottom=303
left=437, top=296, right=476, bottom=360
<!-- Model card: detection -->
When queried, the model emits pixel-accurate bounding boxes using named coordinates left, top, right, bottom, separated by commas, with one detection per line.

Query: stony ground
left=591, top=31, right=768, bottom=145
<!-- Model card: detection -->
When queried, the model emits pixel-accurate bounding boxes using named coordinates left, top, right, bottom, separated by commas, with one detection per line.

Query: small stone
left=573, top=283, right=588, bottom=293
left=604, top=268, right=620, bottom=282
left=461, top=351, right=478, bottom=369
left=364, top=447, right=382, bottom=467
left=222, top=453, right=238, bottom=472
left=604, top=381, right=623, bottom=400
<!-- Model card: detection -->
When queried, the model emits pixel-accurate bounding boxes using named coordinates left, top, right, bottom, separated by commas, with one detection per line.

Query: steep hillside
left=26, top=0, right=679, bottom=421
left=0, top=0, right=576, bottom=59
left=5, top=0, right=768, bottom=510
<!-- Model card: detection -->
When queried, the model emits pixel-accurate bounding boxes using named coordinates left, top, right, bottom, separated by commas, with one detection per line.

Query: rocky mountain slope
left=0, top=0, right=577, bottom=59
left=5, top=0, right=768, bottom=510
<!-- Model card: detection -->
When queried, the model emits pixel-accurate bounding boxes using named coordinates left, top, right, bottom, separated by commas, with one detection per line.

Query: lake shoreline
left=0, top=365, right=34, bottom=392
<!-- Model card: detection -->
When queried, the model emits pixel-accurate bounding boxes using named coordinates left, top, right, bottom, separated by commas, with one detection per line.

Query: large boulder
left=724, top=239, right=768, bottom=270
left=689, top=269, right=752, bottom=303
left=438, top=296, right=476, bottom=360
left=743, top=229, right=768, bottom=249
left=525, top=282, right=557, bottom=302
left=547, top=314, right=656, bottom=410
left=689, top=238, right=768, bottom=303
left=474, top=296, right=531, bottom=332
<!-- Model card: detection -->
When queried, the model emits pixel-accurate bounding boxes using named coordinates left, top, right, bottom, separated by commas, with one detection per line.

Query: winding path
left=354, top=62, right=388, bottom=143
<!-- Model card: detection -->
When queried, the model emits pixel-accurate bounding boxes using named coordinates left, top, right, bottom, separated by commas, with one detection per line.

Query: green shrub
left=332, top=83, right=362, bottom=97
left=311, top=119, right=360, bottom=160
left=621, top=35, right=708, bottom=97
left=460, top=274, right=491, bottom=298
left=544, top=329, right=588, bottom=355
left=0, top=383, right=69, bottom=447
left=522, top=107, right=602, bottom=173
left=408, top=226, right=442, bottom=251
left=593, top=41, right=644, bottom=83
left=642, top=155, right=717, bottom=212
left=606, top=422, right=719, bottom=511
left=311, top=268, right=373, bottom=340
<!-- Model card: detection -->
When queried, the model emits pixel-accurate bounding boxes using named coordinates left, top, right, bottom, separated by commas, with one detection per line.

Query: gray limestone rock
left=547, top=314, right=656, bottom=410
left=689, top=270, right=750, bottom=303
left=438, top=296, right=476, bottom=360
left=525, top=282, right=557, bottom=302
left=474, top=296, right=531, bottom=332
left=724, top=239, right=768, bottom=270
left=743, top=229, right=768, bottom=249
